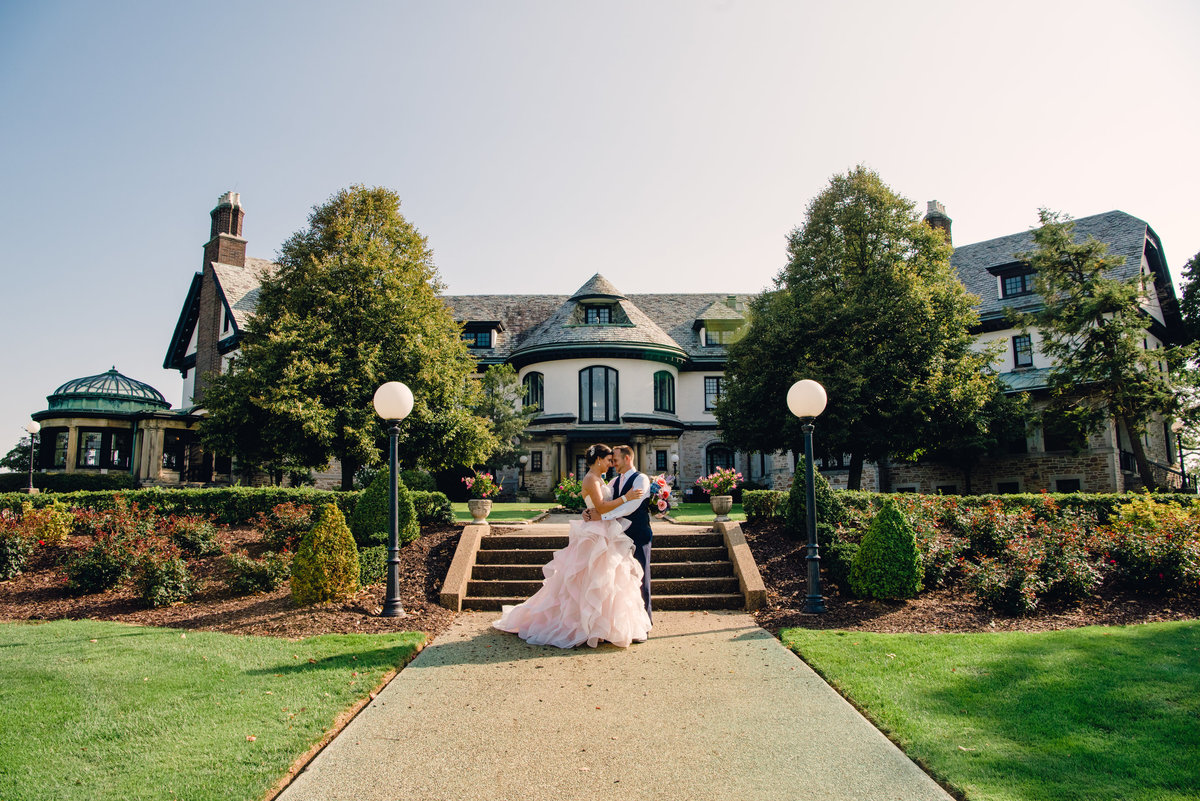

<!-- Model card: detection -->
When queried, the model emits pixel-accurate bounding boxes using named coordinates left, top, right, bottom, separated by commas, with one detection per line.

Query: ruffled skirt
left=492, top=519, right=652, bottom=648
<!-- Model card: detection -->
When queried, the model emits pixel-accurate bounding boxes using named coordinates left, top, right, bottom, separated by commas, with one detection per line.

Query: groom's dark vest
left=618, top=471, right=653, bottom=547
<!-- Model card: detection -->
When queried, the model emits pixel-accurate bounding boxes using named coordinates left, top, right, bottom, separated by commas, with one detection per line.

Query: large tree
left=0, top=436, right=35, bottom=474
left=201, top=185, right=497, bottom=489
left=716, top=166, right=1001, bottom=489
left=472, top=364, right=539, bottom=472
left=1015, top=209, right=1190, bottom=490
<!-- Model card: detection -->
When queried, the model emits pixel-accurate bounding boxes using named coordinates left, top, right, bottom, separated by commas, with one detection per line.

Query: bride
left=492, top=443, right=652, bottom=648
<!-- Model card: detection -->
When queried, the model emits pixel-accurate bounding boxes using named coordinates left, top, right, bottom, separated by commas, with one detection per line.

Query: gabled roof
left=163, top=258, right=279, bottom=371
left=951, top=211, right=1185, bottom=340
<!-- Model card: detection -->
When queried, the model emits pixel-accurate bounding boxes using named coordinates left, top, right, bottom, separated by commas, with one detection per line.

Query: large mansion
left=27, top=193, right=1191, bottom=495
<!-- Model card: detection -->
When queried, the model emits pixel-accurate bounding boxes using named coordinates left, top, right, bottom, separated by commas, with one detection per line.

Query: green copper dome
left=48, top=368, right=171, bottom=414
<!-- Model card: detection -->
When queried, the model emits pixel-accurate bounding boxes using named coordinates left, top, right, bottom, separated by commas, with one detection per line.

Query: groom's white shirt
left=601, top=470, right=650, bottom=522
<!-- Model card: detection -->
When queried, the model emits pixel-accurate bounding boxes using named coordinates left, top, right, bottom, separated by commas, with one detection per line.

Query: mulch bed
left=3, top=519, right=1197, bottom=641
left=744, top=520, right=1200, bottom=635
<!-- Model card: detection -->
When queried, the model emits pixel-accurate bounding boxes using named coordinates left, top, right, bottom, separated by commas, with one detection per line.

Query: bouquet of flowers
left=462, top=471, right=502, bottom=499
left=646, top=474, right=675, bottom=518
left=695, top=467, right=742, bottom=496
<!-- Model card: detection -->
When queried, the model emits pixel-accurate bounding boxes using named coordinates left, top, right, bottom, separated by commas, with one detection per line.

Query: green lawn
left=451, top=502, right=557, bottom=522
left=667, top=501, right=745, bottom=523
left=0, top=619, right=424, bottom=801
left=783, top=622, right=1200, bottom=801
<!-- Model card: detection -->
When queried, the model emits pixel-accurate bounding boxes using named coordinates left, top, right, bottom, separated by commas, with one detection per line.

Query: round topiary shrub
left=291, top=503, right=360, bottom=605
left=785, top=458, right=845, bottom=540
left=358, top=545, right=388, bottom=586
left=848, top=498, right=924, bottom=600
left=350, top=471, right=418, bottom=548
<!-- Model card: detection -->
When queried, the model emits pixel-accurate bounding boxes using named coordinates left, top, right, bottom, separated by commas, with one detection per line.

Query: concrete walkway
left=277, top=611, right=952, bottom=801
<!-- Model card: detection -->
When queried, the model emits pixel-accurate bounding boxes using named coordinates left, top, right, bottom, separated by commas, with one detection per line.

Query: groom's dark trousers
left=619, top=471, right=654, bottom=622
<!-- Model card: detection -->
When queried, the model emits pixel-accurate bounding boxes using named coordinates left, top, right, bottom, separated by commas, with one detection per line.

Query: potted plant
left=695, top=467, right=742, bottom=522
left=462, top=471, right=501, bottom=522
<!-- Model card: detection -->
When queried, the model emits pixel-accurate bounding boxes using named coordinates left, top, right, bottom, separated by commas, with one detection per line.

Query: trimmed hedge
left=0, top=486, right=452, bottom=527
left=0, top=472, right=137, bottom=493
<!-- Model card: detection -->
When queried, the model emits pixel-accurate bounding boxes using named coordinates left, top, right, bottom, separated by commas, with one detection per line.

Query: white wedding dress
left=492, top=483, right=652, bottom=648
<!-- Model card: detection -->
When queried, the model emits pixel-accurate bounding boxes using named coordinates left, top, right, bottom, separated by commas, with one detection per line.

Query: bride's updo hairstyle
left=584, top=443, right=613, bottom=467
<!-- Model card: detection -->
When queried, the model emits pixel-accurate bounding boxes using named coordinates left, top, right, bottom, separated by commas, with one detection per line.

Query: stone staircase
left=457, top=528, right=746, bottom=612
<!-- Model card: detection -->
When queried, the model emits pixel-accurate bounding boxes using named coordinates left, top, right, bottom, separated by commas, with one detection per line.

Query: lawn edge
left=261, top=631, right=430, bottom=801
left=780, top=629, right=969, bottom=801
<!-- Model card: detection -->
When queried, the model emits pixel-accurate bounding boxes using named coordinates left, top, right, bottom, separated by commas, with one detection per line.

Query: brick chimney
left=194, top=192, right=247, bottom=405
left=923, top=200, right=952, bottom=245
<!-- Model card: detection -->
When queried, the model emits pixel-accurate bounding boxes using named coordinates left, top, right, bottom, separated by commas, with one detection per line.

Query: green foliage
left=291, top=504, right=360, bottom=605
left=350, top=471, right=419, bottom=548
left=254, top=502, right=314, bottom=552
left=1180, top=250, right=1200, bottom=342
left=848, top=498, right=924, bottom=600
left=200, top=184, right=497, bottom=489
left=163, top=515, right=221, bottom=557
left=400, top=469, right=436, bottom=492
left=0, top=511, right=34, bottom=579
left=822, top=539, right=859, bottom=593
left=224, top=550, right=292, bottom=594
left=411, top=490, right=453, bottom=525
left=19, top=500, right=72, bottom=544
left=358, top=545, right=388, bottom=586
left=474, top=364, right=539, bottom=471
left=743, top=489, right=787, bottom=521
left=555, top=473, right=584, bottom=512
left=66, top=532, right=134, bottom=594
left=134, top=552, right=195, bottom=608
left=785, top=459, right=844, bottom=540
left=717, top=166, right=1000, bottom=489
left=1101, top=495, right=1200, bottom=592
left=0, top=471, right=137, bottom=493
left=0, top=436, right=34, bottom=474
left=1015, top=209, right=1192, bottom=489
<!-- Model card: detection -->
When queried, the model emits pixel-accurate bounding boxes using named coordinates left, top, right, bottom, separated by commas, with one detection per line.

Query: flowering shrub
left=462, top=472, right=502, bottom=499
left=965, top=551, right=1046, bottom=615
left=224, top=550, right=292, bottom=594
left=696, top=468, right=742, bottom=496
left=254, top=502, right=313, bottom=552
left=19, top=500, right=72, bottom=544
left=134, top=542, right=195, bottom=608
left=163, top=514, right=222, bottom=557
left=0, top=509, right=34, bottom=580
left=1097, top=495, right=1200, bottom=593
left=66, top=530, right=136, bottom=594
left=555, top=473, right=584, bottom=512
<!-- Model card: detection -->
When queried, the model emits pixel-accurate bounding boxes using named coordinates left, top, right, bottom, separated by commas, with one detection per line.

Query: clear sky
left=1, top=0, right=1197, bottom=451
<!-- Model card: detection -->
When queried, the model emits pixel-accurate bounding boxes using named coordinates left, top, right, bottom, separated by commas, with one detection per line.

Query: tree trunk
left=340, top=453, right=359, bottom=492
left=848, top=452, right=864, bottom=491
left=1121, top=417, right=1158, bottom=491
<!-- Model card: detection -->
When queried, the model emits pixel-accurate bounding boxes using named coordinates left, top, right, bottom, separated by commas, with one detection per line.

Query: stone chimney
left=194, top=192, right=247, bottom=406
left=923, top=200, right=952, bottom=245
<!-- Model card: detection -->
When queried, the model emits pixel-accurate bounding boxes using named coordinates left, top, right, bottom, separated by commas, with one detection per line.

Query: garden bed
left=0, top=525, right=463, bottom=640
left=745, top=519, right=1200, bottom=634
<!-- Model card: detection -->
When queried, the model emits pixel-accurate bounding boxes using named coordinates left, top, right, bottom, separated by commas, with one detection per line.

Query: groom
left=584, top=445, right=653, bottom=623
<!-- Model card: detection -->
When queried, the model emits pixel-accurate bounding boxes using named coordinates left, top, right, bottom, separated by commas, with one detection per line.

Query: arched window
left=579, top=366, right=618, bottom=423
left=653, top=370, right=675, bottom=414
left=705, top=442, right=734, bottom=477
left=522, top=371, right=544, bottom=411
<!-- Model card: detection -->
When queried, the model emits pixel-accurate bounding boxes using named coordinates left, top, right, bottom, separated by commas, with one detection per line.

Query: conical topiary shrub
left=350, top=470, right=419, bottom=548
left=291, top=503, right=360, bottom=605
left=848, top=498, right=924, bottom=600
left=785, top=457, right=845, bottom=540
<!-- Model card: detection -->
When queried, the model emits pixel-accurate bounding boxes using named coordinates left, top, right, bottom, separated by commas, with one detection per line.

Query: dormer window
left=585, top=305, right=612, bottom=325
left=462, top=330, right=492, bottom=348
left=1002, top=272, right=1034, bottom=298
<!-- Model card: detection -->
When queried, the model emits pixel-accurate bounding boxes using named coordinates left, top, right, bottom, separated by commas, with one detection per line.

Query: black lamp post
left=373, top=381, right=414, bottom=618
left=1172, top=419, right=1190, bottom=490
left=787, top=379, right=828, bottom=614
left=670, top=450, right=679, bottom=485
left=23, top=421, right=40, bottom=495
left=519, top=454, right=528, bottom=492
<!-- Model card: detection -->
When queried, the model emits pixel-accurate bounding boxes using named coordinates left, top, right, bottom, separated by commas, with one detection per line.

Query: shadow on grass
left=246, top=637, right=425, bottom=677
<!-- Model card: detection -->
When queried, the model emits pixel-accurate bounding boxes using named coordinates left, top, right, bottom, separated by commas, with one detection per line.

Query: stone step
left=462, top=593, right=745, bottom=612
left=477, top=532, right=724, bottom=550
left=474, top=546, right=729, bottom=565
left=466, top=576, right=742, bottom=598
left=471, top=560, right=735, bottom=581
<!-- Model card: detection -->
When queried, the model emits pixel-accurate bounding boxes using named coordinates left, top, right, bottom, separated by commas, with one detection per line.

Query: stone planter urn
left=467, top=499, right=492, bottom=523
left=710, top=495, right=733, bottom=522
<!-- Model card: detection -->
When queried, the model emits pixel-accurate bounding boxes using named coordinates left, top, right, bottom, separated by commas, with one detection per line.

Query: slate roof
left=213, top=258, right=277, bottom=330
left=952, top=210, right=1157, bottom=321
left=442, top=276, right=755, bottom=364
